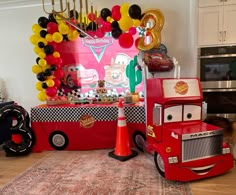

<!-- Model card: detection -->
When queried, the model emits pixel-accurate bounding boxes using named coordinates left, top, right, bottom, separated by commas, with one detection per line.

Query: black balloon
left=48, top=13, right=57, bottom=23
left=129, top=4, right=142, bottom=19
left=111, top=21, right=119, bottom=29
left=50, top=64, right=57, bottom=71
left=86, top=22, right=97, bottom=32
left=36, top=57, right=40, bottom=65
left=111, top=28, right=122, bottom=39
left=63, top=35, right=69, bottom=42
left=38, top=42, right=45, bottom=48
left=44, top=45, right=54, bottom=55
left=42, top=82, right=48, bottom=89
left=38, top=16, right=49, bottom=28
left=100, top=8, right=111, bottom=21
left=37, top=72, right=47, bottom=81
left=69, top=10, right=79, bottom=19
left=44, top=68, right=53, bottom=76
left=40, top=30, right=47, bottom=38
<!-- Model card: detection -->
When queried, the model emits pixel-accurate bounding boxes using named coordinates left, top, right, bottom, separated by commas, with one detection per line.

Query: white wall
left=0, top=0, right=197, bottom=113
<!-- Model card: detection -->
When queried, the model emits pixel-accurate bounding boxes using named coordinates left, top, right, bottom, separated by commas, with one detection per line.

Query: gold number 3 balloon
left=137, top=9, right=164, bottom=51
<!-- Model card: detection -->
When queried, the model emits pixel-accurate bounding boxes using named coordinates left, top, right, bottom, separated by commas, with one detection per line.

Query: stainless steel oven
left=198, top=46, right=236, bottom=121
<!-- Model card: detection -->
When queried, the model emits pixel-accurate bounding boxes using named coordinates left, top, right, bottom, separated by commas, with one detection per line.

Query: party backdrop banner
left=56, top=33, right=142, bottom=95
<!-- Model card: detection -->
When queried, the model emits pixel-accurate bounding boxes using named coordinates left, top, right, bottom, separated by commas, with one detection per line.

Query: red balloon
left=96, top=28, right=105, bottom=38
left=87, top=30, right=96, bottom=37
left=46, top=87, right=57, bottom=97
left=55, top=57, right=63, bottom=65
left=53, top=78, right=61, bottom=87
left=112, top=10, right=121, bottom=21
left=101, top=21, right=112, bottom=32
left=45, top=55, right=57, bottom=65
left=129, top=27, right=137, bottom=35
left=47, top=22, right=58, bottom=34
left=111, top=5, right=120, bottom=13
left=54, top=69, right=64, bottom=79
left=88, top=13, right=96, bottom=21
left=118, top=33, right=134, bottom=49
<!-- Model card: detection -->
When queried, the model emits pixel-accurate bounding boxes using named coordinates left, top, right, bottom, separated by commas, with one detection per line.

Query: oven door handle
left=199, top=54, right=236, bottom=59
left=202, top=88, right=236, bottom=92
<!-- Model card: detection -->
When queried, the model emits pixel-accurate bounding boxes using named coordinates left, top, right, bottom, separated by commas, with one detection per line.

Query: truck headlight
left=222, top=147, right=231, bottom=154
left=168, top=156, right=178, bottom=164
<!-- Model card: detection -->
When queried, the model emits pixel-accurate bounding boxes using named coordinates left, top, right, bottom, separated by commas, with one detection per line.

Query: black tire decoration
left=49, top=131, right=69, bottom=150
left=0, top=105, right=25, bottom=131
left=3, top=127, right=35, bottom=156
left=0, top=104, right=35, bottom=156
left=133, top=131, right=146, bottom=152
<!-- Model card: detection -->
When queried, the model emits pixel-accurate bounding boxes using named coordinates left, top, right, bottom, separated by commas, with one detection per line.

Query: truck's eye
left=187, top=113, right=192, bottom=119
left=167, top=115, right=173, bottom=121
left=164, top=105, right=182, bottom=123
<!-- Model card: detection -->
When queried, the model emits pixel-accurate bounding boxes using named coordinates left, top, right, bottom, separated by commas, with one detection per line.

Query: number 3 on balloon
left=137, top=9, right=164, bottom=51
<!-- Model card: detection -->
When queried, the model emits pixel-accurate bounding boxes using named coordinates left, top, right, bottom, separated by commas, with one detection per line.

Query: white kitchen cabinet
left=198, top=4, right=236, bottom=46
left=199, top=0, right=236, bottom=7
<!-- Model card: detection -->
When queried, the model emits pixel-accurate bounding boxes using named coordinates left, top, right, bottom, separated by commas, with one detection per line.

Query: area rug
left=0, top=150, right=192, bottom=195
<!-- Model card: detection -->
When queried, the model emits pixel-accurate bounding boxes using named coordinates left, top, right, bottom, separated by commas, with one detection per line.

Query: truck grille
left=182, top=132, right=223, bottom=162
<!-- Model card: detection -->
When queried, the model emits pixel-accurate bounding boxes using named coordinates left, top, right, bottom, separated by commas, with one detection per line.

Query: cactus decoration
left=126, top=55, right=142, bottom=93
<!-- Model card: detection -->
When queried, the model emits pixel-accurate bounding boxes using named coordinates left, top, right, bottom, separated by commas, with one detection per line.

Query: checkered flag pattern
left=57, top=88, right=65, bottom=96
left=31, top=104, right=145, bottom=123
left=67, top=89, right=81, bottom=98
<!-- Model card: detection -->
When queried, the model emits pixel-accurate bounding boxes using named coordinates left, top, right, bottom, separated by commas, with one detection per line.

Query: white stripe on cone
left=118, top=101, right=127, bottom=127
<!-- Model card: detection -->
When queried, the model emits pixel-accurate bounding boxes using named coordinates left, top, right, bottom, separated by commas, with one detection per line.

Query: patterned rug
left=0, top=150, right=192, bottom=195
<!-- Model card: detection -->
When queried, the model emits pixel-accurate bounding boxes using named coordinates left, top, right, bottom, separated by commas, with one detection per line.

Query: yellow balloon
left=38, top=51, right=46, bottom=59
left=47, top=75, right=54, bottom=80
left=46, top=79, right=55, bottom=87
left=38, top=38, right=48, bottom=46
left=45, top=34, right=53, bottom=42
left=38, top=59, right=47, bottom=67
left=37, top=91, right=47, bottom=101
left=58, top=23, right=70, bottom=35
left=120, top=3, right=130, bottom=16
left=56, top=14, right=65, bottom=24
left=68, top=30, right=79, bottom=41
left=53, top=51, right=60, bottom=58
left=34, top=46, right=43, bottom=55
left=35, top=81, right=43, bottom=91
left=32, top=65, right=42, bottom=74
left=32, top=24, right=43, bottom=34
left=107, top=16, right=113, bottom=23
left=30, top=34, right=40, bottom=45
left=52, top=32, right=63, bottom=43
left=133, top=19, right=141, bottom=27
left=119, top=16, right=133, bottom=32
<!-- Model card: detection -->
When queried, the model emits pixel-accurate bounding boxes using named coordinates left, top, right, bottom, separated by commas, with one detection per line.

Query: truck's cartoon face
left=62, top=64, right=98, bottom=88
left=104, top=53, right=130, bottom=87
left=164, top=104, right=202, bottom=123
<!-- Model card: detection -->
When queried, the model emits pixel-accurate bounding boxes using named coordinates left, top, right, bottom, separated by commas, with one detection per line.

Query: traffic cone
left=108, top=100, right=138, bottom=161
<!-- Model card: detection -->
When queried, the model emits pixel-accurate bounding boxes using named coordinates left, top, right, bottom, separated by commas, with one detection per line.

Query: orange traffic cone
left=108, top=100, right=138, bottom=161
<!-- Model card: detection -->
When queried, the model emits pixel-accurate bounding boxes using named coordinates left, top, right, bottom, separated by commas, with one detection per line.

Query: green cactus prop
left=126, top=55, right=142, bottom=93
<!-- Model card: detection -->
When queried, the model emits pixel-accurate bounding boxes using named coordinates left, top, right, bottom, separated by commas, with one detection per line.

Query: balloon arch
left=29, top=2, right=164, bottom=101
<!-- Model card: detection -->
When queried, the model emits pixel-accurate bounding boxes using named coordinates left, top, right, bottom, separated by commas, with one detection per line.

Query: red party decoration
left=118, top=33, right=134, bottom=49
left=47, top=22, right=58, bottom=34
left=45, top=87, right=57, bottom=97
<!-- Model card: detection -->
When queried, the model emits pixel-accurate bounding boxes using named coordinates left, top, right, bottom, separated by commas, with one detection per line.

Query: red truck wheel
left=154, top=152, right=165, bottom=178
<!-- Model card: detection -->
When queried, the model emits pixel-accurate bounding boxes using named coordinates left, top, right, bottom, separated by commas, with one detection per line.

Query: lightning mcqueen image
left=62, top=64, right=99, bottom=89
